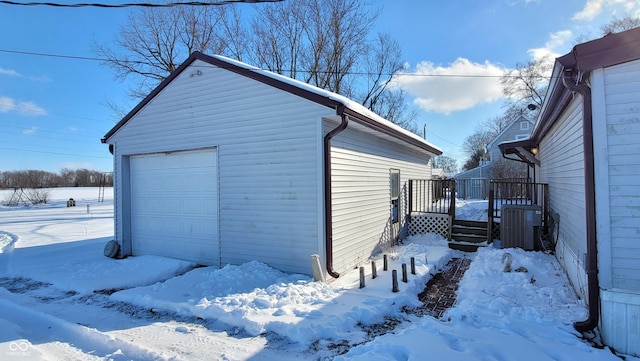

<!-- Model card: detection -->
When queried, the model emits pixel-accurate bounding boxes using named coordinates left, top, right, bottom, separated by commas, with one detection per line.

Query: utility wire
left=0, top=146, right=111, bottom=158
left=0, top=0, right=281, bottom=8
left=0, top=48, right=550, bottom=79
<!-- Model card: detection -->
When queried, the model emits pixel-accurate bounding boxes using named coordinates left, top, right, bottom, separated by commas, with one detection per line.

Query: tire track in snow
left=0, top=293, right=182, bottom=361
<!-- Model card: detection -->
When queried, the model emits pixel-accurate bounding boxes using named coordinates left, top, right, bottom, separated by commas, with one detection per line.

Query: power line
left=0, top=0, right=281, bottom=8
left=0, top=146, right=111, bottom=159
left=426, top=131, right=461, bottom=148
left=0, top=48, right=128, bottom=63
left=0, top=48, right=550, bottom=79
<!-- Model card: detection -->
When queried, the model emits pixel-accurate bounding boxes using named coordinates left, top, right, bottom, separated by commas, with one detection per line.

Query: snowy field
left=0, top=188, right=634, bottom=360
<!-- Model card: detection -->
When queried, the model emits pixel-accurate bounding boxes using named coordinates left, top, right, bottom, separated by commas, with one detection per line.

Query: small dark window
left=390, top=170, right=400, bottom=223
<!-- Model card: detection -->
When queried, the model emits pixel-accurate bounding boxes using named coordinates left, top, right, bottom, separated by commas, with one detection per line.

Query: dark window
left=390, top=170, right=400, bottom=223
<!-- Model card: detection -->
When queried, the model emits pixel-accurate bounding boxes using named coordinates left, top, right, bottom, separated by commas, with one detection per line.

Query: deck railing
left=488, top=180, right=549, bottom=241
left=456, top=178, right=490, bottom=199
left=408, top=179, right=456, bottom=218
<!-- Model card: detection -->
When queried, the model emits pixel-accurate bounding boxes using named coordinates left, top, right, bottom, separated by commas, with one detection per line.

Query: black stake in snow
left=359, top=267, right=365, bottom=289
left=383, top=255, right=388, bottom=271
left=392, top=270, right=399, bottom=292
left=402, top=263, right=408, bottom=283
left=410, top=257, right=416, bottom=275
left=371, top=261, right=377, bottom=279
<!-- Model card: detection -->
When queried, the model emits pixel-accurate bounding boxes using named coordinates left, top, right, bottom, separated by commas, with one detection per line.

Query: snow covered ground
left=0, top=188, right=634, bottom=360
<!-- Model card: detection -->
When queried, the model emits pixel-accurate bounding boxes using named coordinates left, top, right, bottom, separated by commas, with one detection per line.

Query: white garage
left=129, top=148, right=219, bottom=266
left=102, top=52, right=441, bottom=278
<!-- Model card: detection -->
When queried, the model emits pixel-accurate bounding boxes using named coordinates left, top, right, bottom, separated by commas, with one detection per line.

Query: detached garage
left=102, top=52, right=441, bottom=280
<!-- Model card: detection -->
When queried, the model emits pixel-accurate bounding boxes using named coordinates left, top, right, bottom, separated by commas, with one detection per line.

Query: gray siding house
left=102, top=52, right=441, bottom=281
left=455, top=115, right=534, bottom=198
left=500, top=28, right=640, bottom=356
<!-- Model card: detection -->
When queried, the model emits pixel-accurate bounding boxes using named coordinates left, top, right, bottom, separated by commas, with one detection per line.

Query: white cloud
left=22, top=126, right=38, bottom=135
left=30, top=75, right=52, bottom=82
left=395, top=58, right=506, bottom=115
left=0, top=96, right=47, bottom=116
left=16, top=100, right=47, bottom=116
left=527, top=30, right=573, bottom=60
left=0, top=67, right=20, bottom=77
left=573, top=0, right=640, bottom=21
left=573, top=0, right=605, bottom=20
left=0, top=96, right=15, bottom=112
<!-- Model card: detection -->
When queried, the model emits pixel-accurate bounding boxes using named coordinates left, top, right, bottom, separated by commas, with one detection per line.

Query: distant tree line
left=0, top=169, right=113, bottom=189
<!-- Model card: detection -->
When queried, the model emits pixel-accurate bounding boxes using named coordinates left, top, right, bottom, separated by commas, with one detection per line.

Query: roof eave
left=102, top=52, right=440, bottom=156
left=101, top=53, right=202, bottom=143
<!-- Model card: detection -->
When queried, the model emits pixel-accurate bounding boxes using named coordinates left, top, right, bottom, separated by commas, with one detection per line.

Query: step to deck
left=448, top=241, right=488, bottom=252
left=449, top=219, right=489, bottom=252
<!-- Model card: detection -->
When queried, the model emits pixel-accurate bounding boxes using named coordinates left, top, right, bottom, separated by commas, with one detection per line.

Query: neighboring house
left=499, top=28, right=640, bottom=356
left=101, top=52, right=441, bottom=281
left=455, top=115, right=534, bottom=198
left=485, top=114, right=534, bottom=169
left=431, top=168, right=446, bottom=179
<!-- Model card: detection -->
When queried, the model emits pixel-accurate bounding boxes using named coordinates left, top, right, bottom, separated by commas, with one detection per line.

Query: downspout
left=562, top=70, right=600, bottom=333
left=324, top=106, right=348, bottom=279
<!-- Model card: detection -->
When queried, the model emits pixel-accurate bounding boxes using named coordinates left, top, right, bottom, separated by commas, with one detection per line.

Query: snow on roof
left=210, top=54, right=441, bottom=154
left=104, top=52, right=442, bottom=156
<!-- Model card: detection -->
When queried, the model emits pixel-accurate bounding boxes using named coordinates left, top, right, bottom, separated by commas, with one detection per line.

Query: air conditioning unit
left=500, top=205, right=542, bottom=251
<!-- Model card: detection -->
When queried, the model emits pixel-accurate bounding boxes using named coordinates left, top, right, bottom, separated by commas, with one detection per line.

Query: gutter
left=323, top=106, right=349, bottom=279
left=561, top=69, right=600, bottom=333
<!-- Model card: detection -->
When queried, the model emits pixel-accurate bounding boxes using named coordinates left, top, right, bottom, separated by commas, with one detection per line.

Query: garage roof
left=102, top=52, right=442, bottom=156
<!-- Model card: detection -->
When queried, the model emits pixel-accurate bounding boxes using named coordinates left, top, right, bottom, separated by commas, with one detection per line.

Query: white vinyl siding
left=538, top=96, right=587, bottom=290
left=602, top=60, right=640, bottom=291
left=326, top=120, right=432, bottom=274
left=110, top=60, right=327, bottom=274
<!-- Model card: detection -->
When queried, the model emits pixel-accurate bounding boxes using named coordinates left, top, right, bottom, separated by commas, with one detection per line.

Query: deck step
left=448, top=242, right=488, bottom=252
left=450, top=233, right=486, bottom=243
left=452, top=219, right=487, bottom=228
left=449, top=219, right=489, bottom=252
left=451, top=226, right=487, bottom=236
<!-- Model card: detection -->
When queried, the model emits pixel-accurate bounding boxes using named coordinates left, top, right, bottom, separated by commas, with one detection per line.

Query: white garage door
left=130, top=148, right=219, bottom=266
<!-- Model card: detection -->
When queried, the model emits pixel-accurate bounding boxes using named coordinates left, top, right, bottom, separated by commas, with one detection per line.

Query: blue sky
left=0, top=0, right=638, bottom=172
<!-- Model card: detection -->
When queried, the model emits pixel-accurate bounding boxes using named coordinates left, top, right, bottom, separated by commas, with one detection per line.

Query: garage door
left=130, top=148, right=219, bottom=266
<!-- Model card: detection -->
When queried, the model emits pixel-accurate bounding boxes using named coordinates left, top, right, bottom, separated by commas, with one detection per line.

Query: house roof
left=499, top=27, right=640, bottom=160
left=102, top=52, right=442, bottom=156
left=486, top=114, right=533, bottom=150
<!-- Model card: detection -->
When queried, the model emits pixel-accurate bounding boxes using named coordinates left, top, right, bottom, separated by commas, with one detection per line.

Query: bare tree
left=250, top=0, right=375, bottom=96
left=249, top=0, right=419, bottom=129
left=94, top=3, right=241, bottom=98
left=358, top=33, right=417, bottom=129
left=500, top=55, right=553, bottom=119
left=482, top=115, right=511, bottom=137
left=601, top=15, right=640, bottom=35
left=248, top=0, right=306, bottom=79
left=490, top=158, right=528, bottom=180
left=0, top=169, right=112, bottom=189
left=462, top=148, right=487, bottom=172
left=97, top=0, right=418, bottom=132
left=461, top=129, right=494, bottom=160
left=433, top=155, right=458, bottom=174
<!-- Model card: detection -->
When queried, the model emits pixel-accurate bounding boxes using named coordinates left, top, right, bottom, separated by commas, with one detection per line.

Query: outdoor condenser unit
left=500, top=205, right=542, bottom=251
